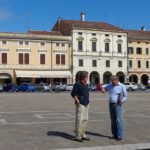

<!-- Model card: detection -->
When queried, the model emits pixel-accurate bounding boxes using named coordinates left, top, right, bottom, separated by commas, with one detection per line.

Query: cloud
left=0, top=9, right=12, bottom=21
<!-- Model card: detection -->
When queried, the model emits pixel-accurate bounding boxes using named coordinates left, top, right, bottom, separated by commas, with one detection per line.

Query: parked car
left=0, top=84, right=3, bottom=92
left=3, top=83, right=19, bottom=92
left=65, top=84, right=74, bottom=91
left=88, top=84, right=97, bottom=91
left=124, top=82, right=138, bottom=91
left=18, top=83, right=35, bottom=92
left=35, top=83, right=50, bottom=91
left=51, top=82, right=66, bottom=92
left=137, top=84, right=146, bottom=91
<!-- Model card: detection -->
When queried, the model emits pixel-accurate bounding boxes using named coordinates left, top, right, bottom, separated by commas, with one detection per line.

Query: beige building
left=0, top=31, right=72, bottom=84
left=127, top=29, right=150, bottom=85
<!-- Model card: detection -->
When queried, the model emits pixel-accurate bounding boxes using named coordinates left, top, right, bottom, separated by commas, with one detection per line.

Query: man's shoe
left=75, top=138, right=83, bottom=142
left=109, top=136, right=117, bottom=140
left=82, top=137, right=90, bottom=141
left=116, top=138, right=123, bottom=141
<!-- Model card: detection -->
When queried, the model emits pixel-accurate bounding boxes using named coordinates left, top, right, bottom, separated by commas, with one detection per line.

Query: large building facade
left=52, top=15, right=128, bottom=84
left=0, top=31, right=72, bottom=84
left=128, top=30, right=150, bottom=85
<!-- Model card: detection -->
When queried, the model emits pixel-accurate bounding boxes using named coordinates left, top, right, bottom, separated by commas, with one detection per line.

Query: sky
left=0, top=0, right=150, bottom=32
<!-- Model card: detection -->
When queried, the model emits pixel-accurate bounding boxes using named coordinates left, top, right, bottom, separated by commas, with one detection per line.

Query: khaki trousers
left=75, top=104, right=89, bottom=139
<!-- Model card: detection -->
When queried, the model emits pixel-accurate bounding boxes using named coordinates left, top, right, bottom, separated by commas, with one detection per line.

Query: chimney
left=141, top=26, right=146, bottom=31
left=58, top=17, right=62, bottom=31
left=80, top=12, right=85, bottom=21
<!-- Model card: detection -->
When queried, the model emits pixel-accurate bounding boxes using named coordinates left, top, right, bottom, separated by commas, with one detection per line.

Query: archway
left=116, top=72, right=125, bottom=83
left=141, top=74, right=149, bottom=85
left=90, top=71, right=100, bottom=84
left=75, top=71, right=88, bottom=81
left=103, top=71, right=112, bottom=84
left=0, top=73, right=12, bottom=84
left=129, top=74, right=138, bottom=83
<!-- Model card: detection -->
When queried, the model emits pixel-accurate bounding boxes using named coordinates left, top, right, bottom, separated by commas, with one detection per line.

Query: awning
left=15, top=70, right=72, bottom=78
left=0, top=76, right=10, bottom=79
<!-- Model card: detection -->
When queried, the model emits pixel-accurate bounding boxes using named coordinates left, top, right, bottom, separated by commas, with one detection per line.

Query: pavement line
left=0, top=119, right=8, bottom=125
left=51, top=143, right=150, bottom=150
left=3, top=119, right=110, bottom=126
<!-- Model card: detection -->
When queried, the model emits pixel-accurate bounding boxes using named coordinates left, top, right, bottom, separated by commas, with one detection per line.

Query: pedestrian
left=101, top=75, right=127, bottom=141
left=71, top=71, right=90, bottom=142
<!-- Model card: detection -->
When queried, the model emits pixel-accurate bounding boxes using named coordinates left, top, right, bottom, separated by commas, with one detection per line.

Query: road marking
left=0, top=119, right=8, bottom=125
left=2, top=119, right=110, bottom=126
left=51, top=143, right=150, bottom=150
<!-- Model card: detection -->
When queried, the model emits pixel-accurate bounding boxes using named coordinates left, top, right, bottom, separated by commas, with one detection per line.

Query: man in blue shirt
left=71, top=71, right=90, bottom=142
left=102, top=75, right=127, bottom=141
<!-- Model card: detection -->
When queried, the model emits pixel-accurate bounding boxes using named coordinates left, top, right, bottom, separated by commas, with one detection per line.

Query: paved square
left=0, top=91, right=150, bottom=150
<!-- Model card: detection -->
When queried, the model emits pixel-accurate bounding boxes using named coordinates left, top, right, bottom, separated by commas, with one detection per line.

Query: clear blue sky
left=0, top=0, right=150, bottom=32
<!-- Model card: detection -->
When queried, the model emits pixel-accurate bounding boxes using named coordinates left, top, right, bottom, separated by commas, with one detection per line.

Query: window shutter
left=25, top=53, right=29, bottom=64
left=19, top=53, right=23, bottom=64
left=56, top=54, right=60, bottom=65
left=2, top=53, right=7, bottom=64
left=40, top=54, right=45, bottom=64
left=61, top=54, right=65, bottom=65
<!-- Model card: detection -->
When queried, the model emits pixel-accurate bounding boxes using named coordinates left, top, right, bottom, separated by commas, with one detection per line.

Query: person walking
left=71, top=71, right=90, bottom=142
left=102, top=75, right=127, bottom=141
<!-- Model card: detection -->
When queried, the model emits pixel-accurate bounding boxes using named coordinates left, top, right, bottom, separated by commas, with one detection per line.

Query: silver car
left=0, top=84, right=3, bottom=92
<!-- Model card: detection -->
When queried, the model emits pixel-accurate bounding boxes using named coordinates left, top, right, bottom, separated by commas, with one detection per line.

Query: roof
left=127, top=30, right=150, bottom=41
left=28, top=30, right=63, bottom=36
left=52, top=19, right=125, bottom=35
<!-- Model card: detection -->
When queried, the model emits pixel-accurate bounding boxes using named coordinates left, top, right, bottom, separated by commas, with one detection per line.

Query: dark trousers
left=109, top=103, right=123, bottom=138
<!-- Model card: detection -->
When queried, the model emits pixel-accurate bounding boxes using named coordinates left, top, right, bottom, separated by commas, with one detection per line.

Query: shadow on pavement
left=47, top=131, right=75, bottom=141
left=86, top=131, right=111, bottom=139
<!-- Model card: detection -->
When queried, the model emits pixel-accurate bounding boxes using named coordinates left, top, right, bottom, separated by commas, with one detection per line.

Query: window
left=18, top=53, right=29, bottom=64
left=136, top=47, right=142, bottom=54
left=56, top=54, right=65, bottom=65
left=61, top=54, right=65, bottom=65
left=105, top=43, right=109, bottom=52
left=128, top=47, right=134, bottom=54
left=118, top=35, right=122, bottom=38
left=61, top=43, right=65, bottom=47
left=78, top=41, right=83, bottom=51
left=106, top=60, right=110, bottom=67
left=19, top=41, right=24, bottom=45
left=56, top=43, right=60, bottom=47
left=146, top=61, right=149, bottom=68
left=40, top=42, right=45, bottom=46
left=78, top=32, right=82, bottom=35
left=146, top=48, right=149, bottom=55
left=25, top=41, right=29, bottom=45
left=40, top=54, right=45, bottom=65
left=1, top=53, right=7, bottom=64
left=118, top=61, right=122, bottom=67
left=92, top=41, right=96, bottom=52
left=105, top=34, right=109, bottom=37
left=118, top=44, right=122, bottom=53
left=137, top=60, right=141, bottom=68
left=129, top=60, right=133, bottom=68
left=2, top=41, right=7, bottom=45
left=92, top=33, right=96, bottom=36
left=79, top=59, right=83, bottom=67
left=92, top=60, right=97, bottom=67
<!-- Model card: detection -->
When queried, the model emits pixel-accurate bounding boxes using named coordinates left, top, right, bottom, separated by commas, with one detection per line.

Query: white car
left=124, top=82, right=138, bottom=91
left=65, top=84, right=74, bottom=91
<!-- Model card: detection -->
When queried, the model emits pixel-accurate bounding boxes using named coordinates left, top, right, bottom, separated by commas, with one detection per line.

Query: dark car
left=3, top=83, right=19, bottom=92
left=88, top=84, right=97, bottom=91
left=18, top=83, right=35, bottom=92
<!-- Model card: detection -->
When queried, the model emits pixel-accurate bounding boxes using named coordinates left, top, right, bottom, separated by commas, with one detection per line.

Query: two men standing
left=71, top=73, right=127, bottom=142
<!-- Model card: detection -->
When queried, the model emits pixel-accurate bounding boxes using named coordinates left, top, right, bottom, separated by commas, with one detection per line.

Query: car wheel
left=128, top=87, right=133, bottom=91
